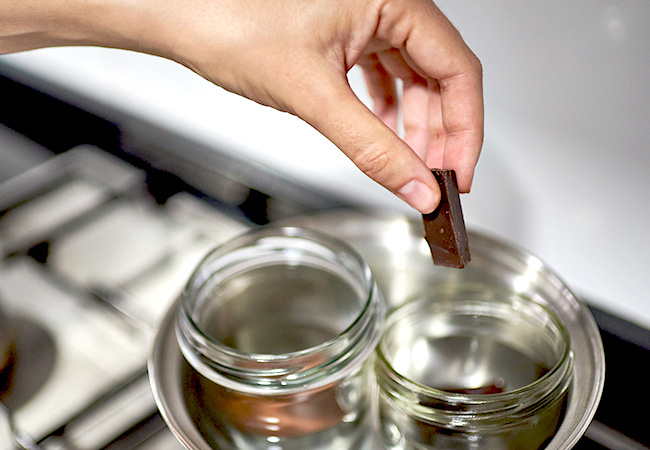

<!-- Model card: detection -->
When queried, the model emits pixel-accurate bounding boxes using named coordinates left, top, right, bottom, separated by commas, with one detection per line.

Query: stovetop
left=2, top=62, right=650, bottom=450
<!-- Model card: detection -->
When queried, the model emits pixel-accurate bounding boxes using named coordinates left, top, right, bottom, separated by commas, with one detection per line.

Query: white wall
left=436, top=0, right=650, bottom=327
left=2, top=0, right=649, bottom=327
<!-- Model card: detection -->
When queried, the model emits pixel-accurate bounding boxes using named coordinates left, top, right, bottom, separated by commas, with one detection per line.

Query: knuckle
left=465, top=52, right=483, bottom=78
left=355, top=143, right=393, bottom=180
left=470, top=55, right=483, bottom=76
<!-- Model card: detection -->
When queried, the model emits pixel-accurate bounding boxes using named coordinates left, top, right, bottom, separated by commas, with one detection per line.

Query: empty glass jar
left=375, top=283, right=573, bottom=450
left=176, top=226, right=386, bottom=449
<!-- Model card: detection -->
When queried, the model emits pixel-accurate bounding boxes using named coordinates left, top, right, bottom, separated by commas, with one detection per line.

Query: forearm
left=0, top=0, right=162, bottom=55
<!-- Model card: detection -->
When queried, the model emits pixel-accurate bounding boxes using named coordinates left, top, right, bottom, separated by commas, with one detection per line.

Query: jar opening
left=201, top=261, right=370, bottom=352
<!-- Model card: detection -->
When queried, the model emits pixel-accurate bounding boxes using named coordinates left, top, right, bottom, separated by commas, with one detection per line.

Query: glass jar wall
left=176, top=227, right=386, bottom=449
left=375, top=283, right=573, bottom=450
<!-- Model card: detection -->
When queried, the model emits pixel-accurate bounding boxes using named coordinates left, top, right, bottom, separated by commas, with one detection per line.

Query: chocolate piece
left=422, top=169, right=470, bottom=268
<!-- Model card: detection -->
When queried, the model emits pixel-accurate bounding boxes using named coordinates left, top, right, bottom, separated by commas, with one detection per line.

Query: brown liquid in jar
left=409, top=359, right=563, bottom=450
left=182, top=264, right=371, bottom=445
left=189, top=366, right=345, bottom=437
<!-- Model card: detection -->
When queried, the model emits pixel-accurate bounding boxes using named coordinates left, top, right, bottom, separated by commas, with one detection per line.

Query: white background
left=2, top=0, right=649, bottom=327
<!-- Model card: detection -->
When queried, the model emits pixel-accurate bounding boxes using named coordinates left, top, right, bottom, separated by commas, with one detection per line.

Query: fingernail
left=397, top=180, right=439, bottom=214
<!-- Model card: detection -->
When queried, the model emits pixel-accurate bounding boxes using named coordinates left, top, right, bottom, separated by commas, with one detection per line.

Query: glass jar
left=375, top=283, right=573, bottom=450
left=176, top=226, right=386, bottom=449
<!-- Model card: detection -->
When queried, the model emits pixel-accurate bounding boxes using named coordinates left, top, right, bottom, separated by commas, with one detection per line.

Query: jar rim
left=177, top=226, right=386, bottom=393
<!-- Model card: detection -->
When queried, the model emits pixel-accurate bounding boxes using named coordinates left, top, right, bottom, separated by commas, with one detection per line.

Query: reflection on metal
left=585, top=420, right=650, bottom=450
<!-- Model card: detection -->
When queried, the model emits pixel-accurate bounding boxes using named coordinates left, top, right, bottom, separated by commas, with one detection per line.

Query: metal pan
left=149, top=209, right=604, bottom=449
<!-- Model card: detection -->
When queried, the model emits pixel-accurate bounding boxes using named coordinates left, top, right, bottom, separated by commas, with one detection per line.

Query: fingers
left=408, top=30, right=483, bottom=192
left=423, top=79, right=446, bottom=169
left=358, top=54, right=399, bottom=133
left=360, top=47, right=437, bottom=163
left=296, top=74, right=441, bottom=213
left=357, top=49, right=482, bottom=194
left=373, top=0, right=484, bottom=192
left=370, top=48, right=430, bottom=161
left=436, top=69, right=483, bottom=192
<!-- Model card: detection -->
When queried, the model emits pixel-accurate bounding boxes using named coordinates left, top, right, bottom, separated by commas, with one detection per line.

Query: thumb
left=298, top=81, right=440, bottom=214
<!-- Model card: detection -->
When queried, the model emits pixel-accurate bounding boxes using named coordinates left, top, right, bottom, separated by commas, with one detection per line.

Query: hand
left=1, top=0, right=483, bottom=213
left=163, top=0, right=483, bottom=213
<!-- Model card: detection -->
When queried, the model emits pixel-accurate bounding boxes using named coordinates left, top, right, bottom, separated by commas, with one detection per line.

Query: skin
left=0, top=0, right=483, bottom=213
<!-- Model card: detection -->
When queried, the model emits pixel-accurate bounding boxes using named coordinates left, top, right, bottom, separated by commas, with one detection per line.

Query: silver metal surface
left=0, top=145, right=250, bottom=448
left=38, top=372, right=157, bottom=450
left=150, top=210, right=604, bottom=449
left=1, top=404, right=22, bottom=450
left=0, top=124, right=52, bottom=185
left=0, top=145, right=145, bottom=257
left=148, top=303, right=213, bottom=450
left=0, top=402, right=40, bottom=450
left=0, top=258, right=148, bottom=439
left=585, top=421, right=650, bottom=450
